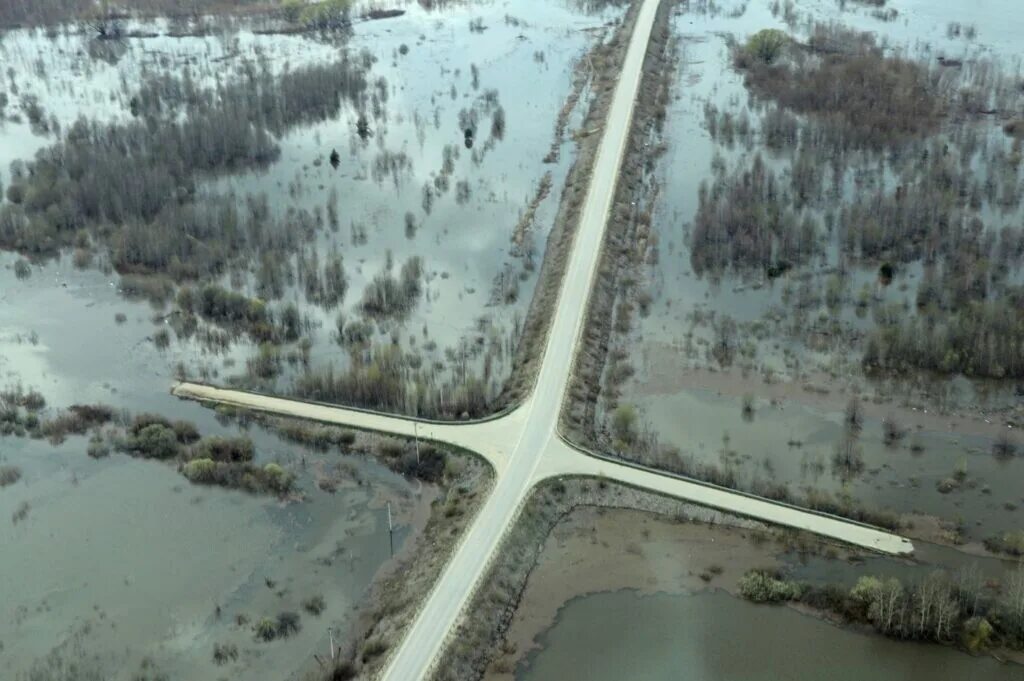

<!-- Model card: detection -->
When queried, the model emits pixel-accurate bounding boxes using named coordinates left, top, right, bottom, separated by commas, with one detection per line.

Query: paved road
left=173, top=0, right=913, bottom=675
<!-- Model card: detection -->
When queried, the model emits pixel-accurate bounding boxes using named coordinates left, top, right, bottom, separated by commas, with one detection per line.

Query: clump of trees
left=736, top=25, right=942, bottom=149
left=863, top=296, right=1024, bottom=379
left=360, top=256, right=424, bottom=319
left=0, top=394, right=295, bottom=497
left=0, top=54, right=369, bottom=338
left=0, top=0, right=272, bottom=27
left=738, top=565, right=1024, bottom=655
left=738, top=568, right=803, bottom=602
left=282, top=0, right=351, bottom=31
left=182, top=458, right=294, bottom=495
left=292, top=338, right=497, bottom=420
left=691, top=154, right=818, bottom=275
left=737, top=29, right=789, bottom=66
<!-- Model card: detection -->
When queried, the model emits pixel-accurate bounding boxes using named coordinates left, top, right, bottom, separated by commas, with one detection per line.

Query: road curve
left=171, top=381, right=520, bottom=472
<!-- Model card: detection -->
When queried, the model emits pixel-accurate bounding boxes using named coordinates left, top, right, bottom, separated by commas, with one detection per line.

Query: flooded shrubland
left=571, top=0, right=1024, bottom=554
left=1, top=0, right=630, bottom=419
left=0, top=0, right=623, bottom=677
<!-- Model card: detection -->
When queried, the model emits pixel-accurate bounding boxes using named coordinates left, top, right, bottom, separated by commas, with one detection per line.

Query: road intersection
left=173, top=0, right=913, bottom=675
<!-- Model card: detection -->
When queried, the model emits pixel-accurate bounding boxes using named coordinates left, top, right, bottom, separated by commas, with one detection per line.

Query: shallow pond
left=519, top=589, right=1018, bottom=681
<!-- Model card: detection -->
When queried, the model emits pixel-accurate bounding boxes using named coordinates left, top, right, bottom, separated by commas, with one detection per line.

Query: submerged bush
left=303, top=594, right=326, bottom=616
left=132, top=423, right=180, bottom=459
left=182, top=458, right=217, bottom=483
left=212, top=642, right=239, bottom=665
left=0, top=465, right=22, bottom=487
left=740, top=29, right=789, bottom=65
left=255, top=617, right=278, bottom=642
left=191, top=435, right=255, bottom=462
left=737, top=569, right=803, bottom=603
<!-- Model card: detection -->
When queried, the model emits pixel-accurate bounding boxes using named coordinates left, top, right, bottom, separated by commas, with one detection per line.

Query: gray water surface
left=520, top=590, right=1018, bottom=681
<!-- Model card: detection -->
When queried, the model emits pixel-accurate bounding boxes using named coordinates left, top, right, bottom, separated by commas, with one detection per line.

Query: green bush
left=962, top=617, right=994, bottom=652
left=743, top=29, right=789, bottom=65
left=182, top=458, right=217, bottom=483
left=737, top=570, right=803, bottom=603
left=849, top=575, right=883, bottom=605
left=87, top=435, right=110, bottom=459
left=262, top=463, right=295, bottom=494
left=255, top=617, right=277, bottom=642
left=611, top=404, right=638, bottom=445
left=133, top=423, right=180, bottom=459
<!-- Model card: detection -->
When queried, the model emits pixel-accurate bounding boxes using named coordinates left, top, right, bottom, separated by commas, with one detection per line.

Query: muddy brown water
left=518, top=589, right=1018, bottom=681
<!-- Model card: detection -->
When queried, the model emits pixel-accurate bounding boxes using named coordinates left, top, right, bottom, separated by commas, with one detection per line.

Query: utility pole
left=328, top=627, right=335, bottom=661
left=387, top=501, right=394, bottom=557
left=414, top=421, right=421, bottom=466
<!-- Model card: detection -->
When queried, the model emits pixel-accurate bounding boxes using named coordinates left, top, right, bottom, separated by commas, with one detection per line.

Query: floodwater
left=519, top=590, right=1018, bottom=680
left=614, top=0, right=1024, bottom=543
left=0, top=0, right=628, bottom=409
left=0, top=1, right=623, bottom=676
left=0, top=252, right=418, bottom=678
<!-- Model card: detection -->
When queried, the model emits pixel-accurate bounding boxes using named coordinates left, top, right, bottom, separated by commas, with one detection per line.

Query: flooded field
left=483, top=505, right=1023, bottom=681
left=0, top=246, right=428, bottom=678
left=520, top=590, right=1016, bottom=681
left=0, top=0, right=628, bottom=418
left=0, top=0, right=621, bottom=675
left=1, top=428, right=415, bottom=681
left=591, top=0, right=1024, bottom=549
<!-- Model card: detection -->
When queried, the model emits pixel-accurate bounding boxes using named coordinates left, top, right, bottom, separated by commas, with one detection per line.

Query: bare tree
left=88, top=1, right=123, bottom=40
left=865, top=577, right=906, bottom=636
left=1006, top=563, right=1024, bottom=634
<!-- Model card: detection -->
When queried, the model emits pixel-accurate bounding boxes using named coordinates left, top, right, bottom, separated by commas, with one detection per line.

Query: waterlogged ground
left=491, top=506, right=1022, bottom=681
left=610, top=0, right=1024, bottom=545
left=0, top=430, right=415, bottom=681
left=0, top=2, right=628, bottom=674
left=0, top=0, right=628, bottom=411
left=520, top=590, right=1015, bottom=681
left=0, top=152, right=419, bottom=678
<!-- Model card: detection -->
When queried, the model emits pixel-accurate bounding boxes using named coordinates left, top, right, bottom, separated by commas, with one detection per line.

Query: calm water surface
left=520, top=590, right=1019, bottom=681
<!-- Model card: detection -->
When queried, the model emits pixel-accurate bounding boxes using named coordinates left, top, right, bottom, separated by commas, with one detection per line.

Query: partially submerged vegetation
left=739, top=566, right=1024, bottom=658
left=568, top=0, right=1024, bottom=554
left=1, top=386, right=296, bottom=497
left=311, top=437, right=492, bottom=681
left=736, top=26, right=943, bottom=149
